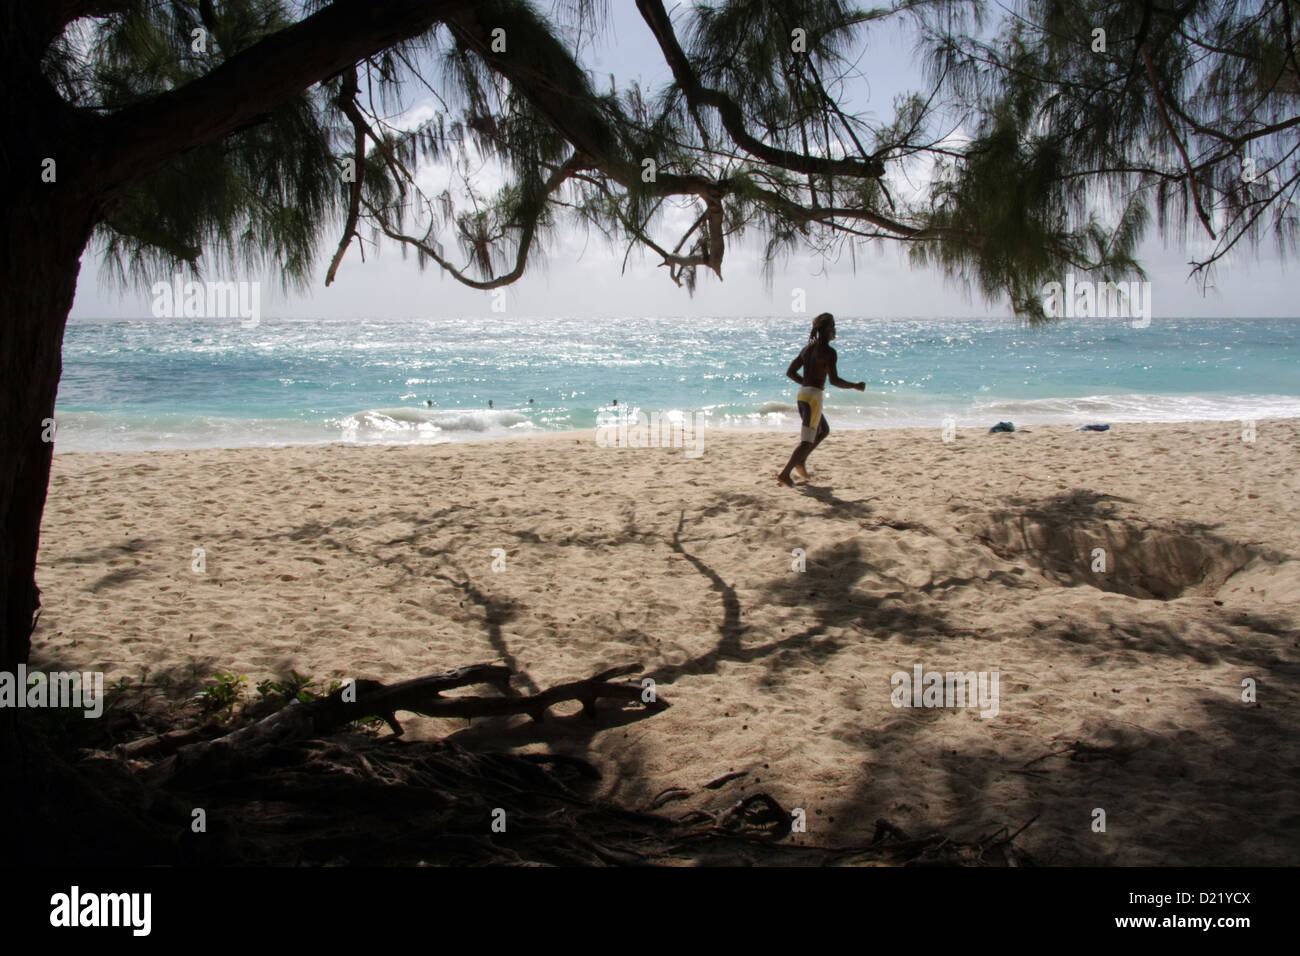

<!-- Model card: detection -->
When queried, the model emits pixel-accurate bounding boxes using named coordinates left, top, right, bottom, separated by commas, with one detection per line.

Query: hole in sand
left=963, top=494, right=1260, bottom=601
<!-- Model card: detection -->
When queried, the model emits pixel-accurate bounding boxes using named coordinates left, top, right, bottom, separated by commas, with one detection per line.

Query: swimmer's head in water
left=810, top=312, right=835, bottom=345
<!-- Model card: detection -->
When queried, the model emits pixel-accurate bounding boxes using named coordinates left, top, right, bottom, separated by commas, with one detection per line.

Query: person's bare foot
left=794, top=464, right=810, bottom=481
left=776, top=472, right=794, bottom=487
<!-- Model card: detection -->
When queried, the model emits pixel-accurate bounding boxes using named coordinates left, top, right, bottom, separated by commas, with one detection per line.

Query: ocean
left=53, top=315, right=1300, bottom=452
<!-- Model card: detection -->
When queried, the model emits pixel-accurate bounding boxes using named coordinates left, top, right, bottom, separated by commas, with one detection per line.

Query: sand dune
left=33, top=420, right=1300, bottom=864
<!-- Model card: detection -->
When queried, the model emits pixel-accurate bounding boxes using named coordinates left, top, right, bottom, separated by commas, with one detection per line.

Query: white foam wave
left=967, top=393, right=1300, bottom=424
left=336, top=406, right=534, bottom=440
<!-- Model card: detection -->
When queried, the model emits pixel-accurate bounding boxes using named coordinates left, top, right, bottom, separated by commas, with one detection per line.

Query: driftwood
left=52, top=710, right=1034, bottom=867
left=146, top=662, right=667, bottom=785
left=668, top=795, right=1036, bottom=865
left=703, top=770, right=749, bottom=789
left=678, top=792, right=791, bottom=839
left=73, top=665, right=1046, bottom=866
left=649, top=786, right=692, bottom=810
left=334, top=663, right=664, bottom=734
left=117, top=725, right=221, bottom=760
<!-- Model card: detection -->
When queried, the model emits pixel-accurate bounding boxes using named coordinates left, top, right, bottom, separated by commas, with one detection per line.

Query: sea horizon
left=54, top=314, right=1300, bottom=452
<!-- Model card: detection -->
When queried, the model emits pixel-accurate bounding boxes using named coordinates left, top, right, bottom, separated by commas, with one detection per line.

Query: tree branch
left=87, top=0, right=468, bottom=196
left=634, top=0, right=886, bottom=180
left=1140, top=43, right=1216, bottom=240
left=363, top=153, right=584, bottom=289
left=326, top=68, right=365, bottom=287
left=442, top=1, right=724, bottom=201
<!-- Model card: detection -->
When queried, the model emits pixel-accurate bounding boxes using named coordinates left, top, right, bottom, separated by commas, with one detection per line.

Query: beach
left=32, top=421, right=1300, bottom=865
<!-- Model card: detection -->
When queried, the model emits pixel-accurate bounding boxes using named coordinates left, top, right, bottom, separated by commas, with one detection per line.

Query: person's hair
left=809, top=312, right=835, bottom=345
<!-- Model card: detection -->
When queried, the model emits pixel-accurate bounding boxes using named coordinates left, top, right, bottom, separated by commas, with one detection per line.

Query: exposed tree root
left=10, top=663, right=1034, bottom=866
left=141, top=662, right=665, bottom=786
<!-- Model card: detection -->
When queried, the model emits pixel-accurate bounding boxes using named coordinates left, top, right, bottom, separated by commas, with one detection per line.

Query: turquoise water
left=54, top=315, right=1300, bottom=451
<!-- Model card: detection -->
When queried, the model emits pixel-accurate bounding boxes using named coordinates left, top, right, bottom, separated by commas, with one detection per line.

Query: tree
left=1, top=0, right=1292, bottom=761
left=919, top=0, right=1300, bottom=310
left=1, top=0, right=461, bottom=755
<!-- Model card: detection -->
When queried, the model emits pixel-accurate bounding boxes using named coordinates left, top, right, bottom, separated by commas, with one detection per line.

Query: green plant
left=197, top=671, right=247, bottom=717
left=256, top=669, right=316, bottom=703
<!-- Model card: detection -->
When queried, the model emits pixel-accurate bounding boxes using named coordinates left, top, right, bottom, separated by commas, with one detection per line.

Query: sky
left=69, top=1, right=1298, bottom=322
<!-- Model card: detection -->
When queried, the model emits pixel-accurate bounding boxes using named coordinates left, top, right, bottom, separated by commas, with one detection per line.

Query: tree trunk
left=0, top=190, right=93, bottom=759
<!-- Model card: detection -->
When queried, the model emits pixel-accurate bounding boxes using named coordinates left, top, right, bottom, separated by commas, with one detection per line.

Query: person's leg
left=779, top=440, right=814, bottom=486
left=813, top=415, right=830, bottom=448
left=778, top=398, right=815, bottom=486
left=796, top=415, right=829, bottom=479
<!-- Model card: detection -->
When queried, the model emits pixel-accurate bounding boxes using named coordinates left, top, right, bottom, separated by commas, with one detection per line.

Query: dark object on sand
left=1077, top=423, right=1110, bottom=431
left=988, top=421, right=1015, bottom=433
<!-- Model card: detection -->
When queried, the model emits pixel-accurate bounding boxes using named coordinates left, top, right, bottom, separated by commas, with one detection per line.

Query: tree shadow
left=797, top=483, right=877, bottom=520
left=39, top=481, right=1297, bottom=865
left=431, top=571, right=537, bottom=695
left=803, top=486, right=1300, bottom=864
left=821, top=679, right=1300, bottom=865
left=44, top=537, right=153, bottom=566
left=973, top=489, right=1276, bottom=600
left=644, top=512, right=960, bottom=688
left=88, top=566, right=151, bottom=592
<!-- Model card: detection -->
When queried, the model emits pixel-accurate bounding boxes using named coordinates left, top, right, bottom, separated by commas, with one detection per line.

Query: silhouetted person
left=777, top=313, right=865, bottom=487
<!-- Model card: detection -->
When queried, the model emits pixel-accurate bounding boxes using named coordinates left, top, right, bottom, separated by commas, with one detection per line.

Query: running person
left=777, top=313, right=865, bottom=487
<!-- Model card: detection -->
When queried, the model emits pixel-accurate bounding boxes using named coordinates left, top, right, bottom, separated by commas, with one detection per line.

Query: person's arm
left=786, top=348, right=806, bottom=385
left=827, top=349, right=866, bottom=391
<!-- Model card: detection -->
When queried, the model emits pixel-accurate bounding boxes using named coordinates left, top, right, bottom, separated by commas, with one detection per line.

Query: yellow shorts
left=797, top=385, right=823, bottom=442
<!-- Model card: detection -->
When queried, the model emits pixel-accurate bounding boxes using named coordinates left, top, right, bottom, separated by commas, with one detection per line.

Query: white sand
left=34, top=420, right=1300, bottom=864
